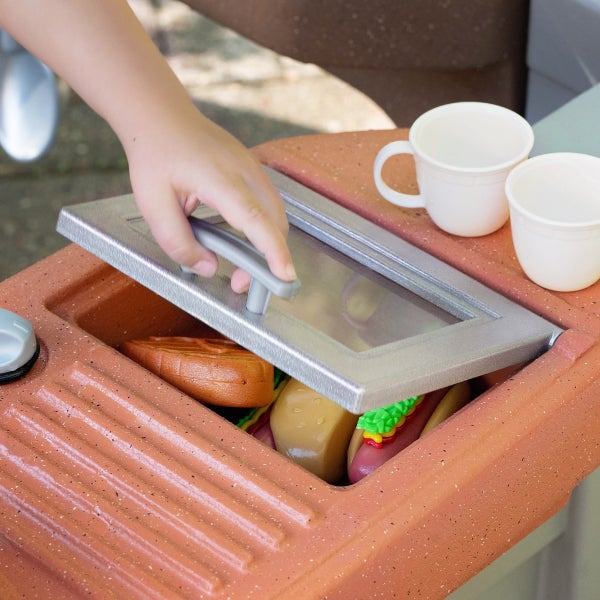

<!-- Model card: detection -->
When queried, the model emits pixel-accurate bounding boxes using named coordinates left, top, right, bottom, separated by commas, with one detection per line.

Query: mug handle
left=373, top=140, right=425, bottom=208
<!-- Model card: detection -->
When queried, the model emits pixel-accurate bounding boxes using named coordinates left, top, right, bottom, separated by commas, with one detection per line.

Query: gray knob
left=0, top=308, right=39, bottom=383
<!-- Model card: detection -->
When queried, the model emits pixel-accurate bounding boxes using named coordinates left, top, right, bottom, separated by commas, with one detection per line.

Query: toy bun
left=420, top=380, right=471, bottom=436
left=269, top=378, right=358, bottom=483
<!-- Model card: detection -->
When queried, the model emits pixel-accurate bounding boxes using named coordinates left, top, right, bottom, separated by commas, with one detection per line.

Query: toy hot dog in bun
left=347, top=381, right=471, bottom=484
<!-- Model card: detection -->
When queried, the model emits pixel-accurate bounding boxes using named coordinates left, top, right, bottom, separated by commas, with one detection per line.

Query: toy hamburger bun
left=269, top=378, right=359, bottom=483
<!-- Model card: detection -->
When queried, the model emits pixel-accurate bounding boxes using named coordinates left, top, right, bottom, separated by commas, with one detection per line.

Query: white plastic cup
left=505, top=152, right=600, bottom=292
left=373, top=102, right=534, bottom=236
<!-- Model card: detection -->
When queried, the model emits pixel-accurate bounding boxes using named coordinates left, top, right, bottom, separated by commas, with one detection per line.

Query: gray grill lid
left=57, top=167, right=562, bottom=413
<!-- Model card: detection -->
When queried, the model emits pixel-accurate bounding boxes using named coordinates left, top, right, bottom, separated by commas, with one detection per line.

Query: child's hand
left=125, top=107, right=296, bottom=293
left=0, top=0, right=296, bottom=292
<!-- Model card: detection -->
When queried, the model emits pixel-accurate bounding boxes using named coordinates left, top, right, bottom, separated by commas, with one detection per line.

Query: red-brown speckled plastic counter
left=0, top=130, right=598, bottom=599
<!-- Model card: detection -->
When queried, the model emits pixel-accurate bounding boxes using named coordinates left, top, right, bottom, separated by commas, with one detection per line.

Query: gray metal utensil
left=0, top=30, right=59, bottom=162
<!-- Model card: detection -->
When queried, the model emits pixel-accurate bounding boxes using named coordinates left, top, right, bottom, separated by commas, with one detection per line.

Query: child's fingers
left=137, top=186, right=219, bottom=276
left=200, top=174, right=297, bottom=284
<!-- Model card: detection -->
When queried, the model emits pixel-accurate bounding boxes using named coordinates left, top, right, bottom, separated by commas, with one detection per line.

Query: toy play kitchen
left=1, top=93, right=599, bottom=598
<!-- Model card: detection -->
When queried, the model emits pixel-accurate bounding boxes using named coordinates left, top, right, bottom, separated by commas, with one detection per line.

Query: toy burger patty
left=120, top=336, right=274, bottom=408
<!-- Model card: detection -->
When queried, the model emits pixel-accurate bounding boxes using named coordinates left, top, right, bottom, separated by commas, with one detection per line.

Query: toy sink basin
left=56, top=167, right=560, bottom=413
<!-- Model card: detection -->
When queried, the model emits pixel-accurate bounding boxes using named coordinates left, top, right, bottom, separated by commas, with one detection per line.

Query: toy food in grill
left=122, top=335, right=472, bottom=484
left=120, top=336, right=274, bottom=408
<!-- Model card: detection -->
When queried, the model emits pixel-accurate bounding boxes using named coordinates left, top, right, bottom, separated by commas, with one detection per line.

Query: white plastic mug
left=373, top=102, right=534, bottom=236
left=506, top=152, right=600, bottom=292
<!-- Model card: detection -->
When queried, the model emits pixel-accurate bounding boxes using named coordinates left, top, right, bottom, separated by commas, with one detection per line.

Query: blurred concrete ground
left=0, top=0, right=393, bottom=281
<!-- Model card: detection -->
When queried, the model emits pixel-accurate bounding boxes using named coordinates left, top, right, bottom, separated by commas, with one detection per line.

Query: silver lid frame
left=57, top=167, right=562, bottom=413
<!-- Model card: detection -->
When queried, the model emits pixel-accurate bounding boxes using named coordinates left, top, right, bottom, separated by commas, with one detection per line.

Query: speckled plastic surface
left=0, top=129, right=598, bottom=599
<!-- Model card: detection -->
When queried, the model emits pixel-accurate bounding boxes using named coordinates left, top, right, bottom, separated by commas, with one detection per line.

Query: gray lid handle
left=189, top=217, right=300, bottom=314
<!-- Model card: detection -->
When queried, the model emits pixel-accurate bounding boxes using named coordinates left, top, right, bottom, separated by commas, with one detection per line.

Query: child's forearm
left=0, top=0, right=195, bottom=150
left=1, top=0, right=296, bottom=287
